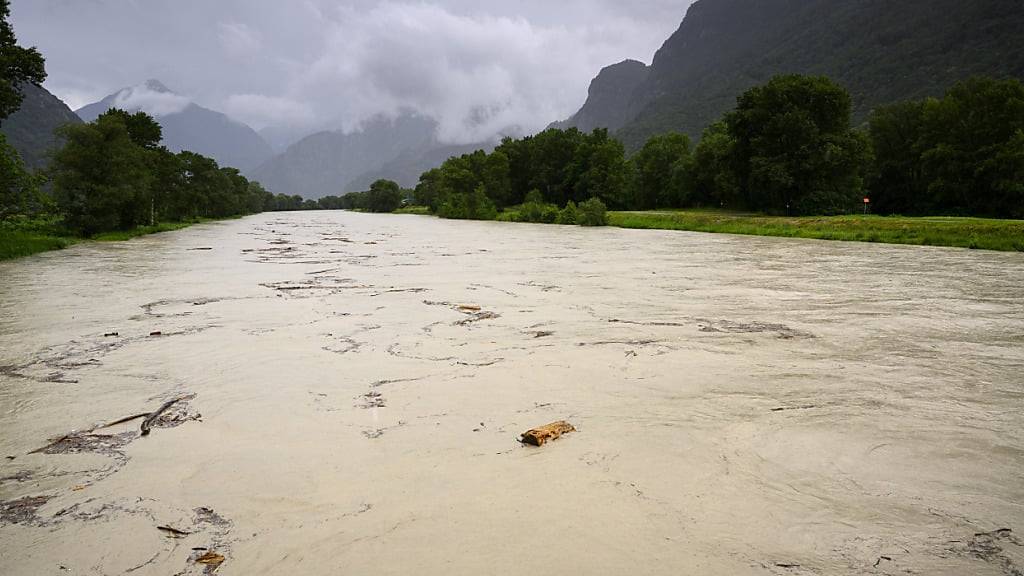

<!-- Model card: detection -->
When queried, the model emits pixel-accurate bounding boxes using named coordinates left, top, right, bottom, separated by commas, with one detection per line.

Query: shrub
left=557, top=201, right=578, bottom=225
left=577, top=197, right=608, bottom=226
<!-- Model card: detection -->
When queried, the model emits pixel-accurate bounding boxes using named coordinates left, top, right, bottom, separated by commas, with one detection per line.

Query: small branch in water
left=141, top=395, right=196, bottom=436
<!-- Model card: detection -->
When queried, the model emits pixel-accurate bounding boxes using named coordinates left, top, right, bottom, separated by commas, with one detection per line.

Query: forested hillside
left=557, top=0, right=1024, bottom=149
left=0, top=83, right=80, bottom=170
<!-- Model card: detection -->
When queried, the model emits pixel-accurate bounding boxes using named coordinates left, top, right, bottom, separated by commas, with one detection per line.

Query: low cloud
left=12, top=0, right=692, bottom=141
left=113, top=84, right=192, bottom=117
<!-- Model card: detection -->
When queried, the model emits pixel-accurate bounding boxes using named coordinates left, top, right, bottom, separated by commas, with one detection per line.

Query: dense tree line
left=868, top=77, right=1024, bottom=218
left=47, top=110, right=272, bottom=235
left=324, top=179, right=408, bottom=212
left=410, top=74, right=1023, bottom=220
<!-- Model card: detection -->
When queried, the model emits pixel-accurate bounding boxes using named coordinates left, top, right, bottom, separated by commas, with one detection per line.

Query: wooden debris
left=96, top=412, right=150, bottom=430
left=195, top=551, right=225, bottom=566
left=157, top=525, right=191, bottom=538
left=520, top=421, right=575, bottom=446
left=457, top=304, right=482, bottom=312
left=149, top=331, right=162, bottom=337
left=103, top=332, right=119, bottom=337
left=141, top=395, right=196, bottom=436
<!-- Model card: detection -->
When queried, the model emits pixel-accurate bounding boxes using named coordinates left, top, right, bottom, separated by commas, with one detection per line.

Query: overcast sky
left=10, top=0, right=692, bottom=143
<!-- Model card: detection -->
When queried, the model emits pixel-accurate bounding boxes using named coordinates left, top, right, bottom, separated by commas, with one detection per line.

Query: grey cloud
left=10, top=0, right=692, bottom=142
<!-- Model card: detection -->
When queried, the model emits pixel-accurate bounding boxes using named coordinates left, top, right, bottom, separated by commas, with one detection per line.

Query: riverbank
left=607, top=210, right=1024, bottom=251
left=0, top=217, right=232, bottom=261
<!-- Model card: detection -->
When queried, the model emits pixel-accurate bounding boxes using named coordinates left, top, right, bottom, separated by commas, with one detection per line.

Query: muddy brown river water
left=1, top=211, right=1022, bottom=575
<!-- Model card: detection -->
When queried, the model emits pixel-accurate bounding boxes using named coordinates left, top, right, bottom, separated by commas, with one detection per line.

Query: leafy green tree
left=414, top=168, right=443, bottom=212
left=726, top=74, right=870, bottom=214
left=633, top=133, right=692, bottom=208
left=482, top=151, right=512, bottom=208
left=691, top=122, right=741, bottom=208
left=0, top=132, right=41, bottom=219
left=99, top=109, right=162, bottom=149
left=0, top=0, right=46, bottom=123
left=568, top=129, right=631, bottom=208
left=919, top=77, right=1024, bottom=218
left=52, top=114, right=153, bottom=234
left=867, top=100, right=929, bottom=214
left=364, top=179, right=403, bottom=213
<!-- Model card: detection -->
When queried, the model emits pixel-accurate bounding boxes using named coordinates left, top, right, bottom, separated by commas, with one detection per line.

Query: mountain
left=249, top=113, right=492, bottom=198
left=0, top=83, right=82, bottom=170
left=558, top=0, right=1024, bottom=150
left=550, top=60, right=649, bottom=133
left=76, top=80, right=273, bottom=171
left=258, top=125, right=314, bottom=153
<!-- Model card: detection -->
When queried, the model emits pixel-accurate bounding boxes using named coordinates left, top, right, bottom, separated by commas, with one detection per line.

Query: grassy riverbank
left=606, top=210, right=1024, bottom=252
left=0, top=217, right=224, bottom=261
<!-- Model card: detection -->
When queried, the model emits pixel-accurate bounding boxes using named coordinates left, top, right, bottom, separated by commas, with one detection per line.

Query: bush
left=557, top=201, right=578, bottom=225
left=577, top=197, right=608, bottom=226
left=516, top=190, right=560, bottom=223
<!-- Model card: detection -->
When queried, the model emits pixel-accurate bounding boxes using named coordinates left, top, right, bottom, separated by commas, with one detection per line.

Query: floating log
left=520, top=421, right=575, bottom=446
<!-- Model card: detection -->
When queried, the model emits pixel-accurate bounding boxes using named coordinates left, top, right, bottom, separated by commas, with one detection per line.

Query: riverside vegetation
left=384, top=74, right=1024, bottom=250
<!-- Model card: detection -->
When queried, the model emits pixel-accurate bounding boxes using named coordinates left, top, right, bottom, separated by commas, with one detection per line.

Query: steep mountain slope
left=0, top=83, right=82, bottom=170
left=551, top=60, right=649, bottom=133
left=249, top=113, right=492, bottom=198
left=77, top=80, right=273, bottom=170
left=559, top=0, right=1024, bottom=149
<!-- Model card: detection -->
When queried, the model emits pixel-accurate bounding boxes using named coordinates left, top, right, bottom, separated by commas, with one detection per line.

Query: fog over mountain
left=77, top=80, right=274, bottom=172
left=10, top=0, right=689, bottom=147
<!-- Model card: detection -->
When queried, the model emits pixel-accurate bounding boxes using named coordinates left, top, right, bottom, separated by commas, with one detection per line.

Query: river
left=1, top=211, right=1022, bottom=575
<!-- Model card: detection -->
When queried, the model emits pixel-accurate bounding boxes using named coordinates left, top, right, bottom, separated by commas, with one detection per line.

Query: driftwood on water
left=141, top=396, right=194, bottom=436
left=520, top=421, right=576, bottom=446
left=30, top=396, right=196, bottom=453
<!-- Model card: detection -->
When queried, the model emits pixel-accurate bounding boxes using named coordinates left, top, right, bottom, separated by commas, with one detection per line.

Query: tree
left=0, top=132, right=41, bottom=219
left=633, top=132, right=692, bottom=208
left=0, top=0, right=46, bottom=123
left=99, top=108, right=163, bottom=149
left=364, top=179, right=403, bottom=213
left=867, top=100, right=929, bottom=214
left=726, top=74, right=871, bottom=214
left=414, top=168, right=443, bottom=212
left=568, top=129, right=631, bottom=208
left=692, top=121, right=741, bottom=208
left=919, top=77, right=1024, bottom=218
left=51, top=114, right=153, bottom=234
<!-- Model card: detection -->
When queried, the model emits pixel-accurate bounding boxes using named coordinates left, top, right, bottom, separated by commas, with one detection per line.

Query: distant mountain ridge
left=557, top=0, right=1024, bottom=149
left=248, top=113, right=494, bottom=198
left=0, top=83, right=82, bottom=170
left=77, top=80, right=273, bottom=171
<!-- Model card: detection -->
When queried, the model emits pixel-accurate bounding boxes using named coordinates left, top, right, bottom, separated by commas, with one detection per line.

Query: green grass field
left=607, top=210, right=1024, bottom=252
left=0, top=217, right=227, bottom=261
